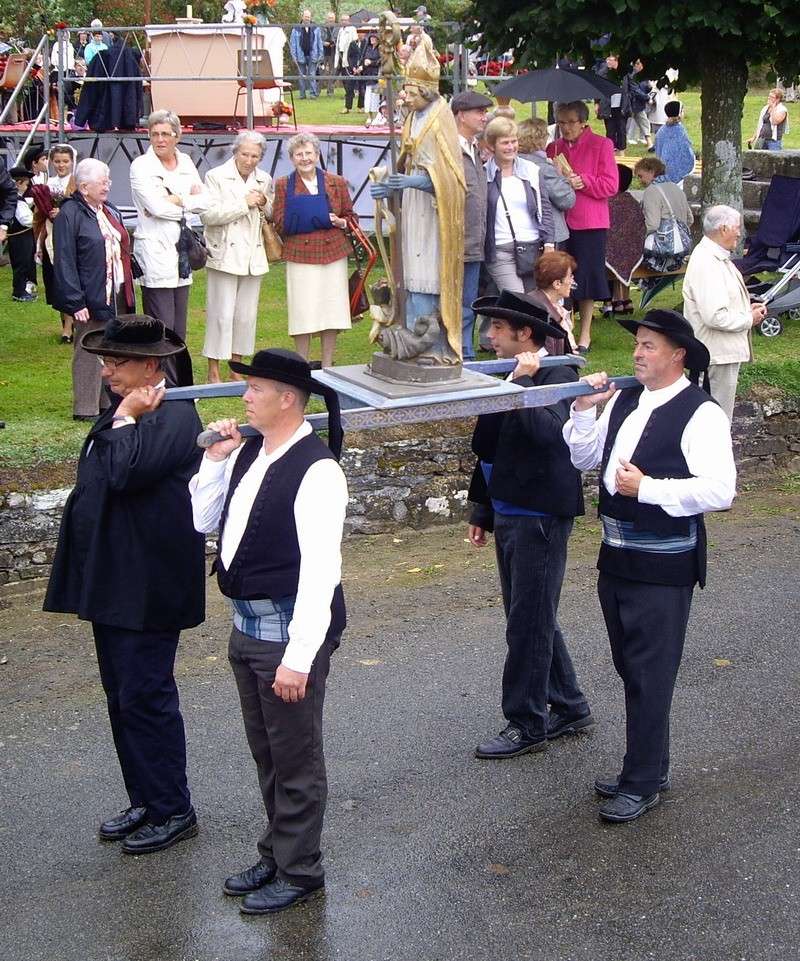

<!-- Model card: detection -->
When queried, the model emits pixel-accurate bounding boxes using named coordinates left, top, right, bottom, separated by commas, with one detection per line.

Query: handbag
left=348, top=268, right=369, bottom=319
left=498, top=185, right=540, bottom=278
left=179, top=218, right=208, bottom=271
left=261, top=216, right=284, bottom=262
left=643, top=184, right=691, bottom=271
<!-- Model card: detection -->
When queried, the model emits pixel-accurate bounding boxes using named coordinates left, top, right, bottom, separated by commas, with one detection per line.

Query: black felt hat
left=229, top=348, right=343, bottom=458
left=472, top=289, right=568, bottom=342
left=9, top=166, right=31, bottom=180
left=81, top=314, right=187, bottom=358
left=21, top=143, right=46, bottom=171
left=617, top=309, right=710, bottom=375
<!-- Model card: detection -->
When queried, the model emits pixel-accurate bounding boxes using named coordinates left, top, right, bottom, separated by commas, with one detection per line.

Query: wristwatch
left=112, top=415, right=136, bottom=427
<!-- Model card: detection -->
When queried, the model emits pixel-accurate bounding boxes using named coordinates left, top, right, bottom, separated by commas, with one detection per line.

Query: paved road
left=1, top=495, right=799, bottom=961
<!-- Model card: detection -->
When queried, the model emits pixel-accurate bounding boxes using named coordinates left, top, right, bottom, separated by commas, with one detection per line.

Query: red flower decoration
left=54, top=21, right=68, bottom=30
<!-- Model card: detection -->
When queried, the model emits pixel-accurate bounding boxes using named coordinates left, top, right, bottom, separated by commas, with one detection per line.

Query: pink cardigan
left=547, top=127, right=618, bottom=231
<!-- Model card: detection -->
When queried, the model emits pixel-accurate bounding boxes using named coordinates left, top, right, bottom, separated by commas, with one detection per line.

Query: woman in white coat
left=201, top=131, right=274, bottom=383
left=129, top=109, right=208, bottom=342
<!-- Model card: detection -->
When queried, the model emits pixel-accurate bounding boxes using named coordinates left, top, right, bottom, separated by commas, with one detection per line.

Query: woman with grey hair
left=272, top=132, right=355, bottom=367
left=53, top=158, right=136, bottom=420
left=129, top=110, right=208, bottom=343
left=201, top=131, right=274, bottom=383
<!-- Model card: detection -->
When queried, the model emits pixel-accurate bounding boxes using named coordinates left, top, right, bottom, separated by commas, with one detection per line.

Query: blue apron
left=283, top=169, right=335, bottom=236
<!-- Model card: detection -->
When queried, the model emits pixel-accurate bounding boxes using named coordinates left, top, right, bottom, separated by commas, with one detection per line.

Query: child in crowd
left=7, top=167, right=37, bottom=303
left=84, top=31, right=108, bottom=65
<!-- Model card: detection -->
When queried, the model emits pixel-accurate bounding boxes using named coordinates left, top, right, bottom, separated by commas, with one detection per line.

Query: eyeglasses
left=98, top=356, right=132, bottom=370
left=150, top=131, right=177, bottom=140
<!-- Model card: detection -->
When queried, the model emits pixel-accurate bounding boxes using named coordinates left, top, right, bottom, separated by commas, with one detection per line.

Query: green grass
left=2, top=255, right=798, bottom=474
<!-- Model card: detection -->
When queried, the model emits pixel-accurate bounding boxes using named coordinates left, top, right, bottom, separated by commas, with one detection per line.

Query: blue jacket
left=290, top=24, right=323, bottom=64
left=654, top=122, right=696, bottom=183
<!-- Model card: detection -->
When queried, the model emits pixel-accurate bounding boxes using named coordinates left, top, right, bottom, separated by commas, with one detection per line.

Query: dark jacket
left=461, top=140, right=487, bottom=262
left=521, top=152, right=576, bottom=244
left=52, top=193, right=133, bottom=321
left=0, top=161, right=18, bottom=228
left=485, top=164, right=555, bottom=260
left=44, top=398, right=206, bottom=632
left=468, top=362, right=585, bottom=530
left=626, top=73, right=651, bottom=113
left=74, top=40, right=143, bottom=132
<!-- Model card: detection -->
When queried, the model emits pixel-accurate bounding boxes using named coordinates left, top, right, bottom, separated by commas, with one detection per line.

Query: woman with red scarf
left=53, top=158, right=136, bottom=421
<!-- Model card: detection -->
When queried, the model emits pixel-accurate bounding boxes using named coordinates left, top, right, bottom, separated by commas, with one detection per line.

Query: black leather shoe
left=595, top=773, right=671, bottom=799
left=599, top=792, right=660, bottom=823
left=474, top=725, right=547, bottom=759
left=223, top=859, right=277, bottom=896
left=98, top=806, right=147, bottom=841
left=240, top=877, right=324, bottom=914
left=547, top=710, right=595, bottom=740
left=73, top=414, right=98, bottom=422
left=121, top=808, right=198, bottom=855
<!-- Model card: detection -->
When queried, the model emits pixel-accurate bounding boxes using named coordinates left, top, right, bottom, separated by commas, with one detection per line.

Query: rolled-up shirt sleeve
left=282, top=459, right=348, bottom=674
left=638, top=402, right=737, bottom=516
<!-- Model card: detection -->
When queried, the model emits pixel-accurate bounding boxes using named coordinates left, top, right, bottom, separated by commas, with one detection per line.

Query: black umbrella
left=492, top=66, right=620, bottom=102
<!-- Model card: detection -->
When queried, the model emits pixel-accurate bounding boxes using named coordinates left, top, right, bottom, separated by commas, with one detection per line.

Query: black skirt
left=564, top=228, right=610, bottom=301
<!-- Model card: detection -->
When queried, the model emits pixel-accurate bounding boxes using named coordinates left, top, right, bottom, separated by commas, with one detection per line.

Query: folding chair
left=234, top=48, right=297, bottom=129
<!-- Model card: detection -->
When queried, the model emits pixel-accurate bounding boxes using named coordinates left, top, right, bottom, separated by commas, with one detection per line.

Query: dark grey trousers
left=72, top=318, right=109, bottom=416
left=228, top=626, right=332, bottom=888
left=141, top=285, right=190, bottom=342
left=598, top=572, right=693, bottom=796
left=494, top=514, right=588, bottom=739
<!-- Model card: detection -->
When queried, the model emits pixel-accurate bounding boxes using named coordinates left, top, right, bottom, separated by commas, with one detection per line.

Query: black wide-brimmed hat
left=473, top=289, right=568, bottom=342
left=80, top=314, right=188, bottom=358
left=229, top=348, right=343, bottom=458
left=617, top=309, right=710, bottom=376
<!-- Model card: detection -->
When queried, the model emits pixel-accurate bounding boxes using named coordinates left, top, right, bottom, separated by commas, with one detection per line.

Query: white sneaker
left=26, top=281, right=36, bottom=295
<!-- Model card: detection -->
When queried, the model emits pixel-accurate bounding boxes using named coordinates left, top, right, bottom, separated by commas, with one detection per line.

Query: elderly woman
left=53, top=158, right=136, bottom=421
left=547, top=100, right=618, bottom=353
left=517, top=117, right=576, bottom=249
left=272, top=132, right=354, bottom=368
left=129, top=109, right=208, bottom=341
left=201, top=131, right=273, bottom=384
left=484, top=116, right=554, bottom=295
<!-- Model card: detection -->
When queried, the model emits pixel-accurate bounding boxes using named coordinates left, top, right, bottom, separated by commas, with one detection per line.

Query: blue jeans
left=494, top=514, right=588, bottom=738
left=296, top=60, right=319, bottom=98
left=765, top=139, right=783, bottom=151
left=461, top=260, right=482, bottom=360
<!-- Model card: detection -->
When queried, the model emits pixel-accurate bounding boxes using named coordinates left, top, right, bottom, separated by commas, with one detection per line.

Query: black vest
left=215, top=432, right=346, bottom=635
left=598, top=383, right=713, bottom=587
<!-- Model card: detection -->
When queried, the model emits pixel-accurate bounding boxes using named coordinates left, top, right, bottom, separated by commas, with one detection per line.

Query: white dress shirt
left=562, top=376, right=737, bottom=517
left=189, top=421, right=348, bottom=673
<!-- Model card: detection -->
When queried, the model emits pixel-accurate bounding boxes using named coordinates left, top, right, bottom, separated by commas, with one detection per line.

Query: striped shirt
left=601, top=515, right=698, bottom=554
left=230, top=596, right=296, bottom=643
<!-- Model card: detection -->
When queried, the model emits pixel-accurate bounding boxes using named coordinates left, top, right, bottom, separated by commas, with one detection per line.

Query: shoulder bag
left=642, top=183, right=692, bottom=272
left=498, top=182, right=540, bottom=278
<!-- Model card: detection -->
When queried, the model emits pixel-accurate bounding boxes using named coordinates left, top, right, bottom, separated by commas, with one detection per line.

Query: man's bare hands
left=512, top=351, right=541, bottom=380
left=204, top=418, right=242, bottom=461
left=615, top=459, right=645, bottom=497
left=751, top=302, right=768, bottom=326
left=116, top=385, right=165, bottom=419
left=273, top=664, right=308, bottom=702
left=573, top=372, right=617, bottom=411
left=468, top=524, right=488, bottom=547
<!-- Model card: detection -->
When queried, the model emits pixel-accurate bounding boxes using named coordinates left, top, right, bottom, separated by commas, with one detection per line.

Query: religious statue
left=377, top=9, right=402, bottom=79
left=369, top=26, right=466, bottom=373
left=222, top=0, right=246, bottom=24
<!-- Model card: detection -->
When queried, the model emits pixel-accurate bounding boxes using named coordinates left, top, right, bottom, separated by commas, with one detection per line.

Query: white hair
left=232, top=129, right=267, bottom=157
left=287, top=132, right=321, bottom=159
left=147, top=109, right=181, bottom=137
left=703, top=204, right=741, bottom=234
left=74, top=157, right=110, bottom=186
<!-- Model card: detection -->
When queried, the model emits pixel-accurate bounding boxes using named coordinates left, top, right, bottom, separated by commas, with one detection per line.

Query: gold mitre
left=406, top=35, right=440, bottom=90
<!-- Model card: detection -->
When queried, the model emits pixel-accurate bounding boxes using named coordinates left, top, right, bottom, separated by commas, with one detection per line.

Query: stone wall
left=1, top=392, right=798, bottom=596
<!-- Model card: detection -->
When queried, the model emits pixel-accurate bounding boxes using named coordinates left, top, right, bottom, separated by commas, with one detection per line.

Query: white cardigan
left=201, top=157, right=273, bottom=277
left=130, top=146, right=209, bottom=288
left=682, top=235, right=753, bottom=366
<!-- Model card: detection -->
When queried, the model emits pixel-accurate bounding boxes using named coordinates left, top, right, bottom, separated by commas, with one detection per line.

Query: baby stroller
left=734, top=174, right=800, bottom=336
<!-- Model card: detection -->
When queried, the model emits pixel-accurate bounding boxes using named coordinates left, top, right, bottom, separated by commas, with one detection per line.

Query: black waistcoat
left=598, top=383, right=714, bottom=587
left=215, top=432, right=346, bottom=635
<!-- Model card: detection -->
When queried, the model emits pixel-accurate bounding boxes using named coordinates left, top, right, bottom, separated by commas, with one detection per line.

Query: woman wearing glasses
left=53, top=159, right=136, bottom=421
left=129, top=110, right=208, bottom=343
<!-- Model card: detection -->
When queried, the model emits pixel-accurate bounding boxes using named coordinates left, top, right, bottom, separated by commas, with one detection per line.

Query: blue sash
left=283, top=169, right=334, bottom=236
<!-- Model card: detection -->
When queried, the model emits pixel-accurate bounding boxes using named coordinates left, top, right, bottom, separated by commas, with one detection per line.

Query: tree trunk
left=700, top=55, right=748, bottom=214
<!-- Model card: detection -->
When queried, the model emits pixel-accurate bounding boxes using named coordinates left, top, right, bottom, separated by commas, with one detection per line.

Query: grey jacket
left=521, top=151, right=576, bottom=244
left=461, top=139, right=488, bottom=263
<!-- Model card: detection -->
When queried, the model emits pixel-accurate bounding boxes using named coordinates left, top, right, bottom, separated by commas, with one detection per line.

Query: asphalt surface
left=1, top=492, right=799, bottom=961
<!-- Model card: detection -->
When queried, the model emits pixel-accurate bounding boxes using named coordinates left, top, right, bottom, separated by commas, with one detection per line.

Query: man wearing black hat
left=44, top=316, right=206, bottom=852
left=467, top=291, right=593, bottom=760
left=452, top=90, right=493, bottom=361
left=563, top=310, right=736, bottom=822
left=190, top=349, right=346, bottom=914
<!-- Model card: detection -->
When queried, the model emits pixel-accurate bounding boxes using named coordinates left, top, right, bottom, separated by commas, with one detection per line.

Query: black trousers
left=495, top=514, right=588, bottom=739
left=344, top=76, right=364, bottom=110
left=228, top=626, right=334, bottom=888
left=7, top=228, right=36, bottom=297
left=92, top=623, right=191, bottom=824
left=597, top=572, right=693, bottom=796
left=603, top=110, right=627, bottom=150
